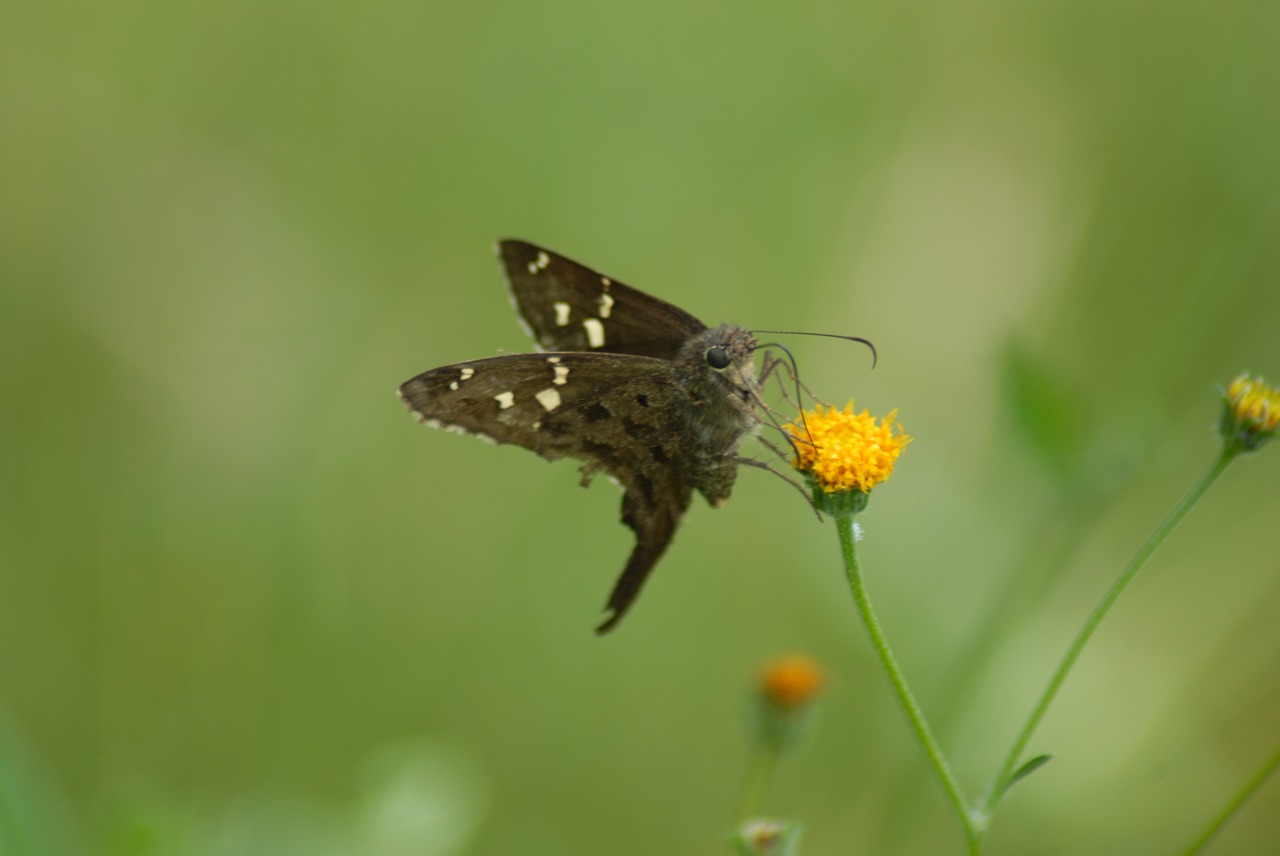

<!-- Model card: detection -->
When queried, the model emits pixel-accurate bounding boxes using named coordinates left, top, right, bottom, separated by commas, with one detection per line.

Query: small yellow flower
left=758, top=654, right=825, bottom=712
left=751, top=654, right=825, bottom=751
left=1220, top=372, right=1280, bottom=453
left=787, top=403, right=911, bottom=494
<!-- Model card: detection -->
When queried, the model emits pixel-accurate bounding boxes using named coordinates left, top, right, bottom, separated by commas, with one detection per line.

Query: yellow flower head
left=1220, top=372, right=1280, bottom=453
left=751, top=654, right=824, bottom=752
left=786, top=403, right=911, bottom=495
left=758, top=653, right=825, bottom=712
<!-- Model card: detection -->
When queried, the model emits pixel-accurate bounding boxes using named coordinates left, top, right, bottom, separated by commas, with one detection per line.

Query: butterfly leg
left=734, top=453, right=823, bottom=521
left=758, top=350, right=828, bottom=411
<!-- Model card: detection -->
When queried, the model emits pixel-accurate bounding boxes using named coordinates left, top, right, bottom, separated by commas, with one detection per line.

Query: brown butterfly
left=399, top=240, right=769, bottom=633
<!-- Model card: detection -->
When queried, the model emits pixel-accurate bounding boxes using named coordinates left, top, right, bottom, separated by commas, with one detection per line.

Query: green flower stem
left=980, top=448, right=1238, bottom=819
left=835, top=513, right=980, bottom=851
left=1181, top=737, right=1280, bottom=855
left=737, top=744, right=780, bottom=821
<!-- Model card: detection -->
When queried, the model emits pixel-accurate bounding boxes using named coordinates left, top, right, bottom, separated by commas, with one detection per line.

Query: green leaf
left=999, top=754, right=1053, bottom=801
left=999, top=337, right=1089, bottom=485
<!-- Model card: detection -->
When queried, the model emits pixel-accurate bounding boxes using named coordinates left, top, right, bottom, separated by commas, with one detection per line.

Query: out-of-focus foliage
left=2, top=1, right=1277, bottom=853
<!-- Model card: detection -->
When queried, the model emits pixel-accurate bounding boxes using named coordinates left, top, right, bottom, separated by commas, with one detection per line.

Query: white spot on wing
left=535, top=388, right=562, bottom=411
left=449, top=381, right=459, bottom=390
left=598, top=292, right=615, bottom=318
left=459, top=367, right=474, bottom=381
left=553, top=301, right=571, bottom=326
left=583, top=318, right=606, bottom=348
left=552, top=364, right=570, bottom=385
left=495, top=391, right=515, bottom=409
left=536, top=251, right=550, bottom=270
left=601, top=276, right=612, bottom=287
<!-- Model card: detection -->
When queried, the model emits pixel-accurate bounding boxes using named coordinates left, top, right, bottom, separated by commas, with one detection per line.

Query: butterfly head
left=697, top=320, right=759, bottom=378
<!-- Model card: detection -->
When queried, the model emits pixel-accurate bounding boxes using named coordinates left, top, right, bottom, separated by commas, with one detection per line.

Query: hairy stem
left=835, top=514, right=980, bottom=852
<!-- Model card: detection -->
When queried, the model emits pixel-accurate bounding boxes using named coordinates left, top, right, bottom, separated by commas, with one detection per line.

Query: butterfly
left=399, top=240, right=771, bottom=633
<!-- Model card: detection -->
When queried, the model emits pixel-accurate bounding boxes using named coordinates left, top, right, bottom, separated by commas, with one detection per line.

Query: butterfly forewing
left=399, top=352, right=689, bottom=466
left=498, top=239, right=706, bottom=360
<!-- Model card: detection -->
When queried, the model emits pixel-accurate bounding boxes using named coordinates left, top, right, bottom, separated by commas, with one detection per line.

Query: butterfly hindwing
left=498, top=239, right=707, bottom=360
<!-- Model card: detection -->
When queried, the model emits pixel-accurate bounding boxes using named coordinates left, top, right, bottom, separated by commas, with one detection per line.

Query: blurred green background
left=2, top=1, right=1279, bottom=853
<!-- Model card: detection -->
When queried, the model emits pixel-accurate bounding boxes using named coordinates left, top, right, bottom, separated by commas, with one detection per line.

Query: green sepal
left=806, top=474, right=869, bottom=517
left=751, top=695, right=819, bottom=753
left=1218, top=393, right=1275, bottom=454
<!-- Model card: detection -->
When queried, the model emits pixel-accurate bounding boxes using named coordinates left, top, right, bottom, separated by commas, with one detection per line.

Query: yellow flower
left=758, top=654, right=825, bottom=712
left=787, top=403, right=911, bottom=494
left=751, top=654, right=825, bottom=751
left=1220, top=373, right=1280, bottom=453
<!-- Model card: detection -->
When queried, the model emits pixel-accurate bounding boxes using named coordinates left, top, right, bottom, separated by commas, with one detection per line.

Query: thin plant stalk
left=738, top=744, right=780, bottom=822
left=979, top=448, right=1238, bottom=818
left=836, top=513, right=981, bottom=852
left=1180, top=738, right=1280, bottom=855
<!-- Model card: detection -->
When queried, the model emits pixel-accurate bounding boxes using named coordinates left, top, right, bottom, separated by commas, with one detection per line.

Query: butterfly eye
left=705, top=347, right=730, bottom=370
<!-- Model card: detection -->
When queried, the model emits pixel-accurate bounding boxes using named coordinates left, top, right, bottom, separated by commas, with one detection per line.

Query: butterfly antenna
left=750, top=330, right=878, bottom=369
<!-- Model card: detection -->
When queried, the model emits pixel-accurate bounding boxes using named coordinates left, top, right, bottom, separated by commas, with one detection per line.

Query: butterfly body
left=399, top=241, right=764, bottom=632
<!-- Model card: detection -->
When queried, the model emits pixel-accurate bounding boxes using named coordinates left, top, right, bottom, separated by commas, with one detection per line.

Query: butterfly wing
left=498, top=239, right=707, bottom=360
left=399, top=351, right=696, bottom=632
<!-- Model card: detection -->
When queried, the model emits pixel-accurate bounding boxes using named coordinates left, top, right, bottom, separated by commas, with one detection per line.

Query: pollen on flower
left=1221, top=373, right=1280, bottom=452
left=786, top=403, right=911, bottom=494
left=759, top=654, right=825, bottom=711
